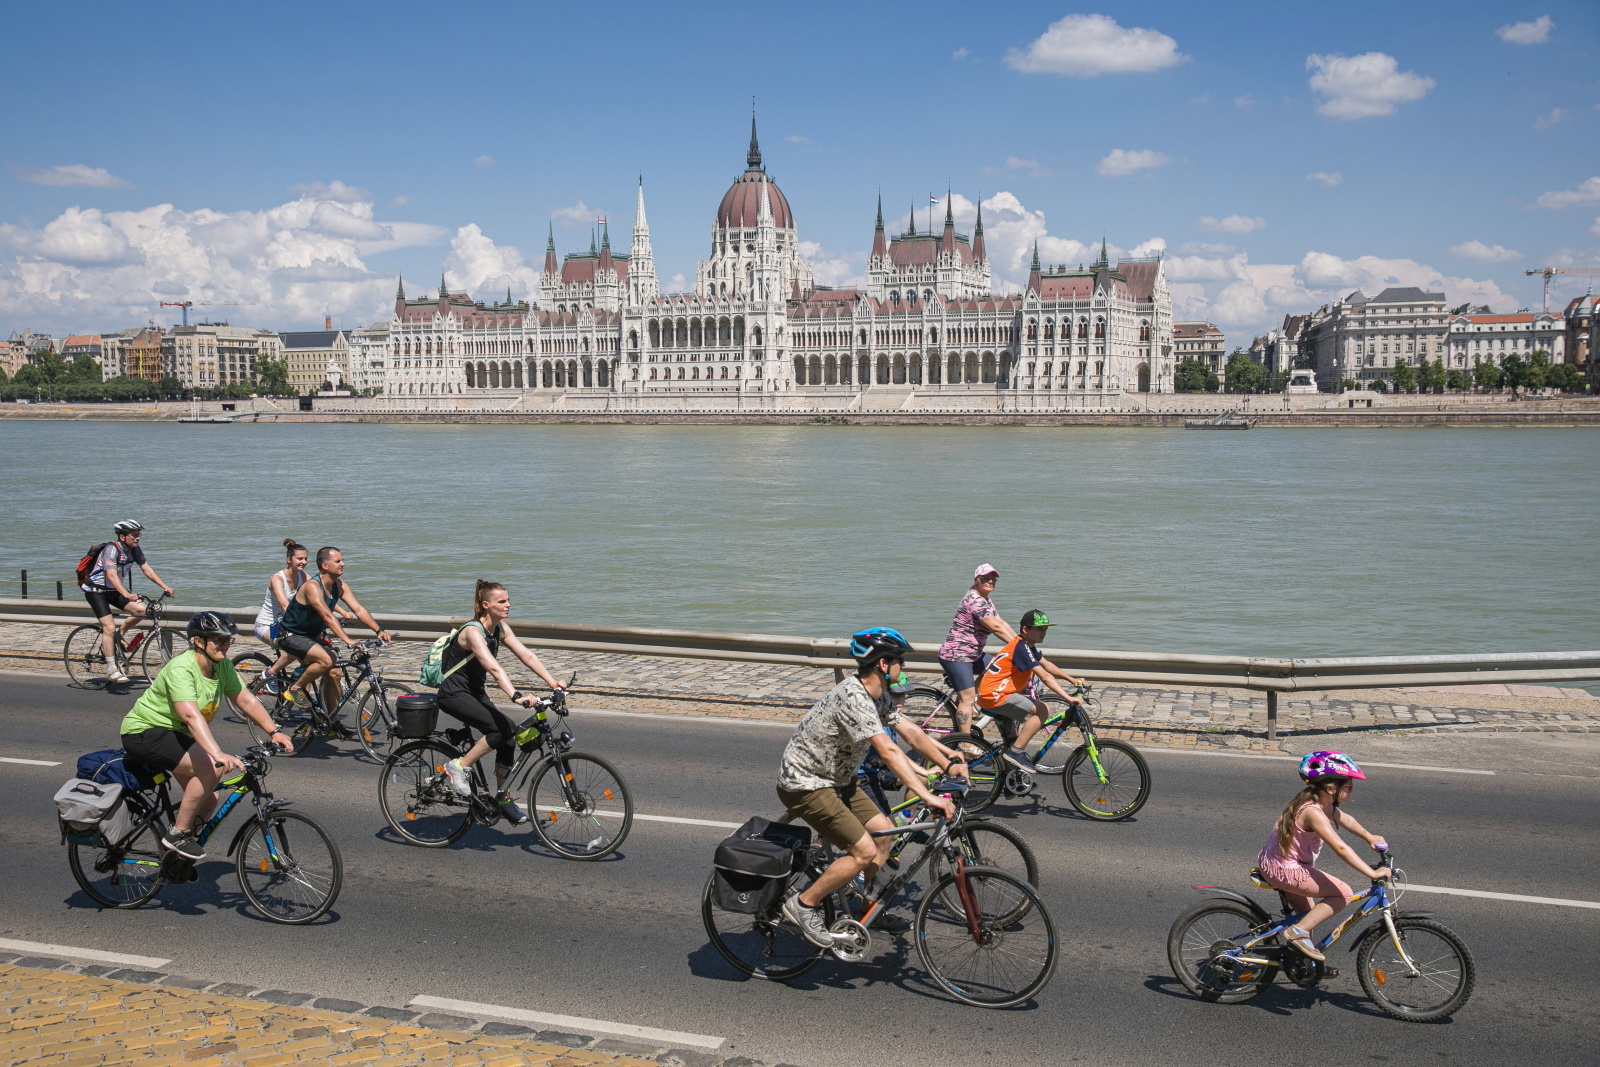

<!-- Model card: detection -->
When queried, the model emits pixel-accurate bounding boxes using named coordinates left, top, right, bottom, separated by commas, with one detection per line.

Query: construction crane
left=158, top=300, right=256, bottom=327
left=1525, top=267, right=1600, bottom=313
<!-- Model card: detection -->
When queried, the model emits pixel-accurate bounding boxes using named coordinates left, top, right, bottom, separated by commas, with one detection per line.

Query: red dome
left=717, top=171, right=794, bottom=230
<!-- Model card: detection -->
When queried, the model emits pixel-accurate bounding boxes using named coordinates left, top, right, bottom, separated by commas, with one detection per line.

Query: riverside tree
left=1223, top=349, right=1263, bottom=393
left=254, top=356, right=292, bottom=396
left=1474, top=360, right=1504, bottom=391
left=1175, top=357, right=1219, bottom=393
left=1390, top=358, right=1417, bottom=393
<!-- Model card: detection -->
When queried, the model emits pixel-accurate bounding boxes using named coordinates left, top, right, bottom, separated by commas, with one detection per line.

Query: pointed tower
left=598, top=220, right=613, bottom=271
left=871, top=195, right=886, bottom=258
left=629, top=179, right=658, bottom=306
left=1028, top=242, right=1043, bottom=295
left=972, top=202, right=987, bottom=262
left=747, top=109, right=763, bottom=171
left=588, top=230, right=596, bottom=256
left=753, top=177, right=779, bottom=304
left=394, top=276, right=406, bottom=317
left=543, top=223, right=558, bottom=274
left=438, top=271, right=449, bottom=304
left=940, top=188, right=956, bottom=256
left=907, top=202, right=917, bottom=237
left=1093, top=237, right=1110, bottom=271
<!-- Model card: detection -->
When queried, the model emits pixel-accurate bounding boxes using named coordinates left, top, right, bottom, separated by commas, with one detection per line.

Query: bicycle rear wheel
left=930, top=819, right=1040, bottom=922
left=898, top=684, right=959, bottom=735
left=528, top=752, right=632, bottom=860
left=380, top=740, right=473, bottom=847
left=63, top=625, right=113, bottom=689
left=356, top=681, right=413, bottom=762
left=701, top=872, right=832, bottom=981
left=1356, top=917, right=1475, bottom=1022
left=141, top=626, right=183, bottom=677
left=1064, top=739, right=1150, bottom=820
left=67, top=793, right=166, bottom=908
left=1166, top=899, right=1278, bottom=1003
left=235, top=810, right=343, bottom=924
left=933, top=733, right=1004, bottom=814
left=915, top=865, right=1058, bottom=1008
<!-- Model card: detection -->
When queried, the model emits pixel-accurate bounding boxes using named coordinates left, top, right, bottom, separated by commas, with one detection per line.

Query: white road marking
left=0, top=756, right=62, bottom=766
left=0, top=938, right=170, bottom=968
left=407, top=994, right=724, bottom=1049
left=1133, top=747, right=1495, bottom=775
left=572, top=704, right=796, bottom=728
left=566, top=809, right=744, bottom=829
left=1404, top=885, right=1600, bottom=910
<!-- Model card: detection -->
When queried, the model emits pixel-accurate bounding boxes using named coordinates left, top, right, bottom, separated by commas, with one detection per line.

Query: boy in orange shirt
left=977, top=610, right=1086, bottom=773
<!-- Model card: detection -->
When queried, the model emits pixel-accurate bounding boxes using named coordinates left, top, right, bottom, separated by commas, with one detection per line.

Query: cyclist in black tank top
left=277, top=547, right=391, bottom=719
left=436, top=580, right=566, bottom=825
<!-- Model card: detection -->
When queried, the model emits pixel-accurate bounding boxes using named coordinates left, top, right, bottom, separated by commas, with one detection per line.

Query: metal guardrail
left=4, top=596, right=1597, bottom=740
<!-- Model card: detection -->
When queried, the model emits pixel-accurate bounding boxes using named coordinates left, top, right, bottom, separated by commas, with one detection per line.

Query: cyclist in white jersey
left=253, top=538, right=310, bottom=680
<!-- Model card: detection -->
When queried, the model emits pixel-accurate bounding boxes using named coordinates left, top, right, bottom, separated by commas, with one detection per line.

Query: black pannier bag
left=394, top=694, right=439, bottom=738
left=711, top=816, right=811, bottom=914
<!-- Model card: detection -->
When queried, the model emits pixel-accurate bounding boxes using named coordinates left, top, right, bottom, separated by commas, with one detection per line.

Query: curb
left=0, top=953, right=793, bottom=1067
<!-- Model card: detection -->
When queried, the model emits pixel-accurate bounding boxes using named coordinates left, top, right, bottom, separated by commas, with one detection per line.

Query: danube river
left=3, top=421, right=1597, bottom=659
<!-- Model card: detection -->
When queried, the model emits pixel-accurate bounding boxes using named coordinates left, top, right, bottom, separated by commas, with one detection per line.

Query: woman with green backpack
left=432, top=580, right=566, bottom=825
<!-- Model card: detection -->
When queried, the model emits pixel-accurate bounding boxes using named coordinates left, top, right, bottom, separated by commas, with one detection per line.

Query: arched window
left=1139, top=321, right=1150, bottom=342
left=583, top=359, right=593, bottom=388
left=753, top=325, right=763, bottom=346
left=964, top=352, right=978, bottom=383
left=793, top=355, right=806, bottom=383
left=542, top=360, right=553, bottom=388
left=858, top=354, right=869, bottom=385
left=1078, top=319, right=1088, bottom=340
left=893, top=354, right=906, bottom=384
left=649, top=320, right=660, bottom=347
left=909, top=354, right=922, bottom=384
left=1094, top=318, right=1106, bottom=339
left=1027, top=320, right=1038, bottom=340
left=690, top=319, right=702, bottom=347
left=649, top=367, right=657, bottom=380
left=877, top=354, right=890, bottom=384
left=733, top=317, right=745, bottom=347
left=554, top=361, right=566, bottom=388
left=858, top=329, right=867, bottom=345
left=597, top=360, right=608, bottom=387
left=808, top=355, right=821, bottom=384
left=513, top=361, right=524, bottom=388
left=981, top=353, right=996, bottom=383
left=465, top=363, right=476, bottom=388
left=1044, top=320, right=1054, bottom=341
left=998, top=354, right=1012, bottom=385
left=825, top=355, right=838, bottom=385
left=629, top=329, right=638, bottom=349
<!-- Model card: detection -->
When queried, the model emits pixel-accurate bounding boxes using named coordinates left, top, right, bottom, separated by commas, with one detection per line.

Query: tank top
left=1257, top=801, right=1325, bottom=878
left=254, top=569, right=307, bottom=631
left=278, top=576, right=342, bottom=638
left=439, top=620, right=504, bottom=698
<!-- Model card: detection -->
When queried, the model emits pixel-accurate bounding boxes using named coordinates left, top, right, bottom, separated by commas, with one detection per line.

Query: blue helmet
left=850, top=627, right=913, bottom=670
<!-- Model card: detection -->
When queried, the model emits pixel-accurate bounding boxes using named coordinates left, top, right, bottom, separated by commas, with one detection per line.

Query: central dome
left=715, top=116, right=794, bottom=230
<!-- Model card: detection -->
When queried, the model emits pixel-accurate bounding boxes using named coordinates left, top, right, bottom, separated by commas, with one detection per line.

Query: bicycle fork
left=950, top=853, right=987, bottom=942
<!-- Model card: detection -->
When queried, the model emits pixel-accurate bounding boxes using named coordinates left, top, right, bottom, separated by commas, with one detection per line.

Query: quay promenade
left=5, top=621, right=1594, bottom=750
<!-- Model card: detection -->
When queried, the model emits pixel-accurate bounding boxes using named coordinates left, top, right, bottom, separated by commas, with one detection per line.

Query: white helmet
left=112, top=519, right=145, bottom=535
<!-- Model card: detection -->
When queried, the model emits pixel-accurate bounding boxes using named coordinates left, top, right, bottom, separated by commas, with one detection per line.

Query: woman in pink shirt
left=936, top=564, right=1018, bottom=734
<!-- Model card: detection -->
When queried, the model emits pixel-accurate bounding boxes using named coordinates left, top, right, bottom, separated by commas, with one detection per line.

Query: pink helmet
left=1299, top=750, right=1366, bottom=782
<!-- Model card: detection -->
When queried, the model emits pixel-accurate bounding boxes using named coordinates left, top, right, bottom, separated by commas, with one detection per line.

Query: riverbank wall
left=5, top=395, right=1599, bottom=428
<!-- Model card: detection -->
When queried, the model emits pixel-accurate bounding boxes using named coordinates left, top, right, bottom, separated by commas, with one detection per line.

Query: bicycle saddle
left=931, top=776, right=970, bottom=796
left=1249, top=868, right=1271, bottom=889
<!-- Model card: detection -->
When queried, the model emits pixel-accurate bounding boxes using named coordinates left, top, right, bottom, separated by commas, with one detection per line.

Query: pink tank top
left=1257, top=801, right=1323, bottom=878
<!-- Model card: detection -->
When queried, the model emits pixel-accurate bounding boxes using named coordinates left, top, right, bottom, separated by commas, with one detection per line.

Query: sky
left=2, top=1, right=1598, bottom=342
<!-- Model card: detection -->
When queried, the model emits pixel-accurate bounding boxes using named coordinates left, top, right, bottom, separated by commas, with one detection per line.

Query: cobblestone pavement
left=10, top=621, right=1597, bottom=752
left=0, top=959, right=748, bottom=1067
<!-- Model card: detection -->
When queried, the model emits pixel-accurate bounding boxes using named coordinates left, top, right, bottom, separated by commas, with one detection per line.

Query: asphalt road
left=2, top=671, right=1597, bottom=1067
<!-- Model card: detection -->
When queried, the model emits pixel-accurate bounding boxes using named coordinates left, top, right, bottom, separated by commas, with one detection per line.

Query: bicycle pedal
left=827, top=919, right=871, bottom=962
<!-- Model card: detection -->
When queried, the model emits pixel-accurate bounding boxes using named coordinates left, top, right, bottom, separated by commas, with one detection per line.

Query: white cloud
left=1005, top=14, right=1185, bottom=77
left=798, top=240, right=865, bottom=289
left=665, top=273, right=689, bottom=293
left=1448, top=240, right=1521, bottom=263
left=1497, top=16, right=1553, bottom=45
left=550, top=201, right=600, bottom=227
left=443, top=224, right=540, bottom=299
left=1234, top=94, right=1254, bottom=107
left=473, top=155, right=495, bottom=168
left=1306, top=52, right=1434, bottom=119
left=786, top=135, right=812, bottom=144
left=1592, top=217, right=1600, bottom=237
left=1097, top=149, right=1171, bottom=177
left=1533, top=107, right=1566, bottom=129
left=0, top=183, right=448, bottom=333
left=11, top=164, right=133, bottom=189
left=1189, top=93, right=1210, bottom=105
left=1534, top=177, right=1600, bottom=208
left=1006, top=156, right=1051, bottom=177
left=1305, top=171, right=1343, bottom=187
left=1199, top=215, right=1267, bottom=234
left=291, top=180, right=370, bottom=204
left=952, top=47, right=969, bottom=60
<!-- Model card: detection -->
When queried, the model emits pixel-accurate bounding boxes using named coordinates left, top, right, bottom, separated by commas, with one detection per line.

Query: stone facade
left=280, top=329, right=351, bottom=393
left=1446, top=311, right=1565, bottom=372
left=1299, top=286, right=1450, bottom=389
left=162, top=324, right=278, bottom=389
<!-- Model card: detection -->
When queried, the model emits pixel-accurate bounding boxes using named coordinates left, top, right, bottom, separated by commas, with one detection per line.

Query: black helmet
left=850, top=626, right=913, bottom=670
left=186, top=611, right=239, bottom=639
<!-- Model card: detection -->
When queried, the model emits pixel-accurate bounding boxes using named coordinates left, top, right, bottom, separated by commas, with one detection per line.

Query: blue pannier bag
left=76, top=749, right=160, bottom=793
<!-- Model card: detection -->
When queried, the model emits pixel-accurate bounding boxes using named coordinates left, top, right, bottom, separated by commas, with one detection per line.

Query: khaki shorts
left=776, top=782, right=885, bottom=851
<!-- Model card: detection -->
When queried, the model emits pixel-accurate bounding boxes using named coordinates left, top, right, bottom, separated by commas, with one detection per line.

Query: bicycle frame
left=99, top=759, right=281, bottom=882
left=916, top=684, right=1116, bottom=788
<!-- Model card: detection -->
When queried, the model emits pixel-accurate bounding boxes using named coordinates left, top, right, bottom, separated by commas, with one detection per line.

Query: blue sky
left=3, top=1, right=1597, bottom=339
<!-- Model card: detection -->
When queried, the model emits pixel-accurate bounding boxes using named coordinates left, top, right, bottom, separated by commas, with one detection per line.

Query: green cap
left=1020, top=609, right=1051, bottom=628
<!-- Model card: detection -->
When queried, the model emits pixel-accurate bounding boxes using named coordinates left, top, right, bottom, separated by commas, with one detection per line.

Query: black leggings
left=438, top=690, right=517, bottom=773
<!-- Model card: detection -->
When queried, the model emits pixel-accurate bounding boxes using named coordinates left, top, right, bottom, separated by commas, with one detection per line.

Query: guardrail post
left=56, top=581, right=63, bottom=600
left=833, top=668, right=844, bottom=684
left=1266, top=691, right=1278, bottom=743
left=18, top=570, right=25, bottom=599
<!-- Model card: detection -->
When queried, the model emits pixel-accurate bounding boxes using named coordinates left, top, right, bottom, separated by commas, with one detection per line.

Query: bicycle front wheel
left=1356, top=917, right=1475, bottom=1022
left=63, top=625, right=113, bottom=689
left=235, top=810, right=343, bottom=924
left=141, top=626, right=183, bottom=677
left=380, top=740, right=473, bottom=847
left=527, top=752, right=632, bottom=860
left=1167, top=899, right=1278, bottom=1003
left=66, top=795, right=164, bottom=908
left=1064, top=739, right=1151, bottom=820
left=899, top=684, right=960, bottom=734
left=934, top=733, right=1005, bottom=814
left=915, top=865, right=1058, bottom=1008
left=356, top=681, right=413, bottom=762
left=701, top=873, right=830, bottom=982
left=930, top=819, right=1040, bottom=922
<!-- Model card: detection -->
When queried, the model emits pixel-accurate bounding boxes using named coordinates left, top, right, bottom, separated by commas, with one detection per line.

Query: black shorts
left=277, top=632, right=334, bottom=662
left=84, top=587, right=132, bottom=620
left=438, top=690, right=518, bottom=766
left=122, top=727, right=196, bottom=774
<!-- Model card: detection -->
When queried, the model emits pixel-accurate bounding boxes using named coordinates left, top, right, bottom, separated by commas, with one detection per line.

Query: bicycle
left=704, top=777, right=1058, bottom=1008
left=63, top=592, right=182, bottom=688
left=64, top=744, right=342, bottom=925
left=378, top=675, right=634, bottom=860
left=1167, top=847, right=1474, bottom=1022
left=237, top=638, right=412, bottom=759
left=900, top=681, right=1151, bottom=820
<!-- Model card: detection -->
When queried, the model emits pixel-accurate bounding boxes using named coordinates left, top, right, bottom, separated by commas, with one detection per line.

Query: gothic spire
left=543, top=221, right=558, bottom=275
left=944, top=185, right=954, bottom=227
left=1031, top=242, right=1041, bottom=272
left=589, top=229, right=596, bottom=256
left=395, top=276, right=405, bottom=301
left=1093, top=235, right=1109, bottom=270
left=747, top=107, right=762, bottom=171
left=1028, top=241, right=1042, bottom=294
left=634, top=178, right=649, bottom=233
left=908, top=202, right=917, bottom=236
left=601, top=219, right=610, bottom=250
left=872, top=194, right=886, bottom=257
left=439, top=271, right=448, bottom=301
left=972, top=201, right=987, bottom=262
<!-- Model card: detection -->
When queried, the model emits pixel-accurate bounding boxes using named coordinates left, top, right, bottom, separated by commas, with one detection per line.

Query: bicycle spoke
left=915, top=867, right=1057, bottom=1008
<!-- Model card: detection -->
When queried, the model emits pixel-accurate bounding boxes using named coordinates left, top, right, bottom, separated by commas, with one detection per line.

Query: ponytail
left=283, top=538, right=307, bottom=560
left=474, top=579, right=506, bottom=617
left=1274, top=781, right=1340, bottom=854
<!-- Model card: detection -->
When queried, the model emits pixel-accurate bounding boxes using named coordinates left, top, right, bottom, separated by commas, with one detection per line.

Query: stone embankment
left=5, top=396, right=1598, bottom=428
left=7, top=622, right=1594, bottom=751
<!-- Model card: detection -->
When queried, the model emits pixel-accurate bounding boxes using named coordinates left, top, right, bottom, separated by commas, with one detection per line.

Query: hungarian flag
left=929, top=195, right=940, bottom=204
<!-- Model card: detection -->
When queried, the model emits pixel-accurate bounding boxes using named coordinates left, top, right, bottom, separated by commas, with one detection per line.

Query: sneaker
left=106, top=670, right=131, bottom=685
left=1285, top=926, right=1326, bottom=961
left=328, top=718, right=357, bottom=741
left=1001, top=746, right=1039, bottom=774
left=284, top=687, right=313, bottom=710
left=160, top=828, right=206, bottom=861
left=497, top=793, right=529, bottom=825
left=440, top=758, right=472, bottom=795
left=781, top=891, right=833, bottom=948
left=863, top=905, right=911, bottom=933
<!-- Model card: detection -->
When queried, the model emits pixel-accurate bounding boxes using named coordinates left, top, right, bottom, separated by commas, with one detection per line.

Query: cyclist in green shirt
left=119, top=612, right=291, bottom=860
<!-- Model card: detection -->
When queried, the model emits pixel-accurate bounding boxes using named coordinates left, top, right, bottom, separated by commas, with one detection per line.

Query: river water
left=3, top=421, right=1596, bottom=659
